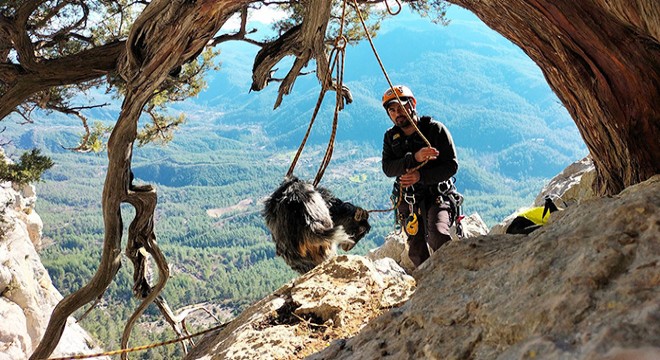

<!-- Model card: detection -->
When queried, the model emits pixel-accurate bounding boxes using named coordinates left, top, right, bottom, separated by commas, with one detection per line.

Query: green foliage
left=4, top=0, right=219, bottom=149
left=115, top=46, right=221, bottom=147
left=8, top=1, right=145, bottom=121
left=69, top=121, right=113, bottom=153
left=136, top=114, right=185, bottom=147
left=269, top=1, right=448, bottom=47
left=407, top=0, right=451, bottom=25
left=0, top=149, right=54, bottom=185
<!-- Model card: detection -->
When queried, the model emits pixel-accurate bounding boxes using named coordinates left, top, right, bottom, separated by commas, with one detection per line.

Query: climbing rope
left=286, top=0, right=432, bottom=215
left=349, top=0, right=430, bottom=215
left=313, top=35, right=347, bottom=187
left=351, top=0, right=431, bottom=149
left=287, top=0, right=350, bottom=188
left=43, top=322, right=229, bottom=360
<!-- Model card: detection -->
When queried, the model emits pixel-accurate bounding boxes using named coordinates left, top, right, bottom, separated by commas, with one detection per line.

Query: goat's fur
left=263, top=176, right=371, bottom=273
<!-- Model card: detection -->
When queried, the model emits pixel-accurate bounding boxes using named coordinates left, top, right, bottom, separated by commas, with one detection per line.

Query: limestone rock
left=534, top=155, right=596, bottom=207
left=367, top=231, right=416, bottom=274
left=455, top=212, right=489, bottom=239
left=17, top=210, right=43, bottom=250
left=185, top=255, right=416, bottom=360
left=0, top=181, right=105, bottom=360
left=491, top=157, right=596, bottom=235
left=308, top=176, right=660, bottom=360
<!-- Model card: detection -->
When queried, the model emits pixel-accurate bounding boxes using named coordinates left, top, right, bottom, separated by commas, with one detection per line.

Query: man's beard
left=395, top=115, right=415, bottom=129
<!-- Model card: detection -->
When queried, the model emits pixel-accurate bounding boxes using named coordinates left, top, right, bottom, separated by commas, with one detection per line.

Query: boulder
left=367, top=231, right=416, bottom=274
left=309, top=176, right=660, bottom=359
left=185, top=255, right=416, bottom=360
left=455, top=212, right=489, bottom=239
left=534, top=155, right=596, bottom=207
left=491, top=156, right=596, bottom=235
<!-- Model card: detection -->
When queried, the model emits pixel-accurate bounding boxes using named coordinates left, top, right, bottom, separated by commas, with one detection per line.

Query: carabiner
left=404, top=193, right=416, bottom=206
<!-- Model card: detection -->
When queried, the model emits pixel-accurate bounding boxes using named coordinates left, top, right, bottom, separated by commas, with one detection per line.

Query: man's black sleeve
left=418, top=121, right=458, bottom=184
left=382, top=131, right=419, bottom=177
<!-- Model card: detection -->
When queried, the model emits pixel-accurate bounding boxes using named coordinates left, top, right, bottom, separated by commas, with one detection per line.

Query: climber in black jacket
left=381, top=85, right=459, bottom=268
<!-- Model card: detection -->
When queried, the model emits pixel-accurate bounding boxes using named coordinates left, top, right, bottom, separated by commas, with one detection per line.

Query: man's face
left=387, top=101, right=416, bottom=128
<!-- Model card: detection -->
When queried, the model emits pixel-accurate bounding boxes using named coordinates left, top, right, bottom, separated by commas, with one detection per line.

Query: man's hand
left=415, top=147, right=439, bottom=162
left=399, top=170, right=420, bottom=188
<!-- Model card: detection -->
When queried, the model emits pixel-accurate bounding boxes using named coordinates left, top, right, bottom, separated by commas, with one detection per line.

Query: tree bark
left=251, top=0, right=334, bottom=108
left=448, top=0, right=660, bottom=195
left=0, top=41, right=125, bottom=119
left=29, top=1, right=250, bottom=359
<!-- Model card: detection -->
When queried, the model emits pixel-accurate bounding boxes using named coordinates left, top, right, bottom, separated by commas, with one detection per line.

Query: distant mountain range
left=2, top=7, right=588, bottom=204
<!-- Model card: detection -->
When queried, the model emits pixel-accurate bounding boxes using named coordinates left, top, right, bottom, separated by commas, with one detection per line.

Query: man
left=381, top=85, right=459, bottom=268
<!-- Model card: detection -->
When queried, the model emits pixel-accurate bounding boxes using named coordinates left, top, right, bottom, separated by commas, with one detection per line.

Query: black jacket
left=382, top=116, right=458, bottom=196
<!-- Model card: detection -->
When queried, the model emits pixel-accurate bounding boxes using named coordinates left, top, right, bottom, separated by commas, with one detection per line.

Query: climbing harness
left=435, top=177, right=465, bottom=238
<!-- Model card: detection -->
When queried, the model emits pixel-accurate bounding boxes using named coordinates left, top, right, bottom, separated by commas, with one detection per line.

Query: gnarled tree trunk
left=448, top=0, right=660, bottom=195
left=29, top=1, right=251, bottom=359
left=29, top=0, right=340, bottom=358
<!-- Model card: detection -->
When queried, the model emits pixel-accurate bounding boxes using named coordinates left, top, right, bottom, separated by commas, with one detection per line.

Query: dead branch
left=210, top=6, right=264, bottom=46
left=41, top=103, right=109, bottom=152
left=250, top=0, right=333, bottom=109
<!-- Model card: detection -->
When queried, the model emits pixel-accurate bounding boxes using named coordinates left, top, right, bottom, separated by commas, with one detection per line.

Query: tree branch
left=30, top=1, right=253, bottom=358
left=210, top=5, right=264, bottom=46
left=250, top=0, right=334, bottom=109
left=0, top=40, right=125, bottom=119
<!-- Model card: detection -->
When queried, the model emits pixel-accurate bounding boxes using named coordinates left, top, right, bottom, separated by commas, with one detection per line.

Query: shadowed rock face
left=310, top=175, right=660, bottom=360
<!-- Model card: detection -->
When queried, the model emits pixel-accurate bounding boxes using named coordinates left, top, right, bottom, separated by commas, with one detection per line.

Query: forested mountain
left=187, top=9, right=584, bottom=178
left=1, top=8, right=586, bottom=358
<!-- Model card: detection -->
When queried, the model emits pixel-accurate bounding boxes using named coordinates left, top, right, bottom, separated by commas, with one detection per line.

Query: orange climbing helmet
left=382, top=85, right=417, bottom=109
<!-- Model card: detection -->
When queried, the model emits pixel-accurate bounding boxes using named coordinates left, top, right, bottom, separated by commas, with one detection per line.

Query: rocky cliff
left=188, top=158, right=659, bottom=360
left=0, top=181, right=104, bottom=360
left=5, top=156, right=657, bottom=360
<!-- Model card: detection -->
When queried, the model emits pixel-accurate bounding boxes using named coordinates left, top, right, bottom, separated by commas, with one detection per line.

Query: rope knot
left=334, top=35, right=348, bottom=50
